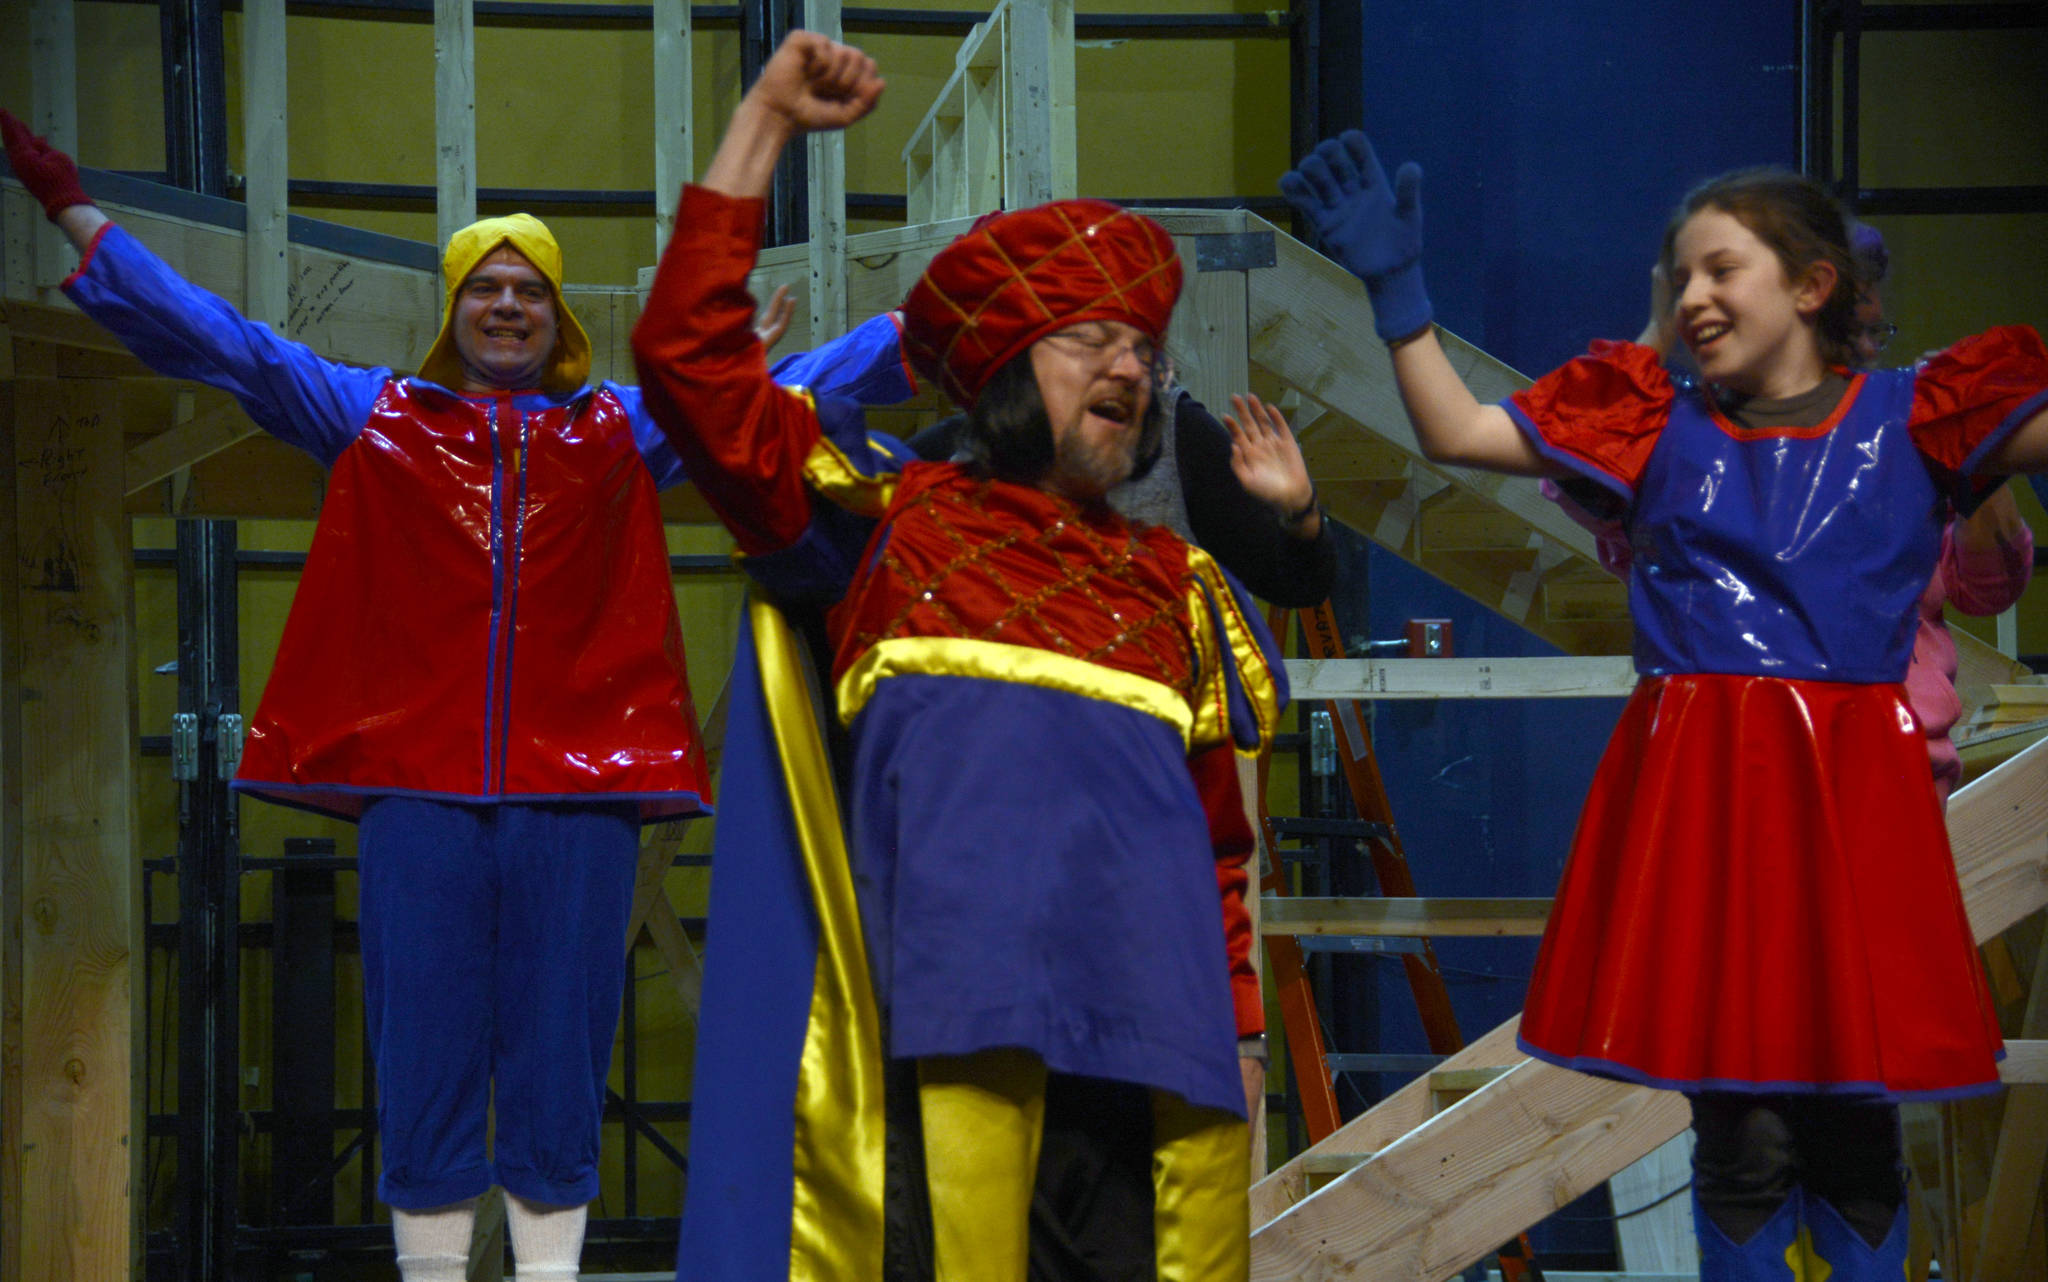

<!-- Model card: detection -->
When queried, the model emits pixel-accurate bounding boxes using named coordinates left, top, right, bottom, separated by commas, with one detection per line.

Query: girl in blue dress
left=1283, top=136, right=2048, bottom=1281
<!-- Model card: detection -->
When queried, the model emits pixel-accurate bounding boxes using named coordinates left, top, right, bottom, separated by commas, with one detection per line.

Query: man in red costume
left=3, top=110, right=903, bottom=1281
left=631, top=33, right=1288, bottom=1282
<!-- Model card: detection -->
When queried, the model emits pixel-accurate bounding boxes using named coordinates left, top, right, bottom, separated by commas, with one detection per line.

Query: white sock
left=506, top=1193, right=587, bottom=1281
left=392, top=1197, right=479, bottom=1282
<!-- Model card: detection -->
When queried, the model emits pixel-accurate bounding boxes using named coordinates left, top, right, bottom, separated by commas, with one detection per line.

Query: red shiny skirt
left=1518, top=673, right=2005, bottom=1100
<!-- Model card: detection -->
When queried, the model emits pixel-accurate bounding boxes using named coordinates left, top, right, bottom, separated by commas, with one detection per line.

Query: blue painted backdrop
left=1301, top=1, right=1800, bottom=1263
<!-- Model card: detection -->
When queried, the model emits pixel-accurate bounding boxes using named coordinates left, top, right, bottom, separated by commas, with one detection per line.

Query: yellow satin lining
left=751, top=595, right=888, bottom=1281
left=917, top=1050, right=1049, bottom=1282
left=833, top=636, right=1196, bottom=745
left=801, top=432, right=898, bottom=518
left=1150, top=1092, right=1251, bottom=1282
left=1185, top=546, right=1283, bottom=755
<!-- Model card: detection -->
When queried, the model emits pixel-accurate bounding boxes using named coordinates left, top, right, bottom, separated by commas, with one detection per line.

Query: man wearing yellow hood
left=4, top=111, right=913, bottom=1281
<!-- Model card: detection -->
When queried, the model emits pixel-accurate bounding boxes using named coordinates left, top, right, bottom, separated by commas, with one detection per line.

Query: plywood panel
left=7, top=377, right=140, bottom=1282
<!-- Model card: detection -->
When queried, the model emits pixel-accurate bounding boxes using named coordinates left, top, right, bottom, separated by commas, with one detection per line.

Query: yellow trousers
left=916, top=1049, right=1249, bottom=1282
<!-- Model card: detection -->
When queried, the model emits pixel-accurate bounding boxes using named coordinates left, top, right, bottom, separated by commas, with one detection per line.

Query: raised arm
left=700, top=32, right=882, bottom=201
left=1280, top=131, right=1552, bottom=475
left=4, top=109, right=383, bottom=466
left=630, top=33, right=886, bottom=558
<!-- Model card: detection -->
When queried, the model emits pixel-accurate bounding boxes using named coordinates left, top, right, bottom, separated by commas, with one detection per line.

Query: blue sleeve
left=617, top=314, right=915, bottom=493
left=767, top=312, right=917, bottom=407
left=608, top=381, right=690, bottom=491
left=61, top=224, right=388, bottom=467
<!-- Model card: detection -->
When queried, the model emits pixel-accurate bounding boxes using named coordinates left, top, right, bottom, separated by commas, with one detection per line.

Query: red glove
left=2, top=109, right=93, bottom=221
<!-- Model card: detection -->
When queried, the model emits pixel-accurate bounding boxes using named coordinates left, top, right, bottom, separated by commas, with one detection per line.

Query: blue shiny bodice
left=1628, top=370, right=1946, bottom=683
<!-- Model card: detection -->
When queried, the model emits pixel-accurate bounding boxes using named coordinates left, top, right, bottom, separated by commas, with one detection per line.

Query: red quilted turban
left=901, top=199, right=1183, bottom=408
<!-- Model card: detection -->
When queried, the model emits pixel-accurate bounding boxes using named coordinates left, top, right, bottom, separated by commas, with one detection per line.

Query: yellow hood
left=417, top=213, right=592, bottom=396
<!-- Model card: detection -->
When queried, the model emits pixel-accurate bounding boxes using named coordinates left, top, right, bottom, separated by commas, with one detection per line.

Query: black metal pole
left=159, top=0, right=230, bottom=196
left=174, top=518, right=242, bottom=1280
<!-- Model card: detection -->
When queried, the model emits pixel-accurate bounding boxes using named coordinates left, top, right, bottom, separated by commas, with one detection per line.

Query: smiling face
left=1027, top=320, right=1158, bottom=502
left=1669, top=207, right=1834, bottom=400
left=451, top=245, right=558, bottom=392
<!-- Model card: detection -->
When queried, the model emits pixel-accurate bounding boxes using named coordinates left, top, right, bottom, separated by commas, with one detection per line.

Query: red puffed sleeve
left=631, top=184, right=823, bottom=555
left=1504, top=340, right=1675, bottom=503
left=1189, top=741, right=1263, bottom=1038
left=1910, top=326, right=2048, bottom=485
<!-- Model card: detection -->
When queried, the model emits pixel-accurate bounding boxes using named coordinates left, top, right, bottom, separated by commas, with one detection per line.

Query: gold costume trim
left=801, top=431, right=899, bottom=517
left=751, top=595, right=888, bottom=1280
left=833, top=636, right=1196, bottom=745
left=1187, top=546, right=1283, bottom=755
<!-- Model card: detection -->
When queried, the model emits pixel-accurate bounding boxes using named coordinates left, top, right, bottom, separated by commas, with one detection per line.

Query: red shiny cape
left=235, top=381, right=710, bottom=821
left=1519, top=673, right=2003, bottom=1100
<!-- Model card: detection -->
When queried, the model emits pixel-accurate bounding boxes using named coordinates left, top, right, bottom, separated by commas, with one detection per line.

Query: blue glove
left=1280, top=131, right=1433, bottom=343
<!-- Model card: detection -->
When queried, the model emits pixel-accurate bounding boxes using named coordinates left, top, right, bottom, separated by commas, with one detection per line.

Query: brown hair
left=1659, top=167, right=1861, bottom=369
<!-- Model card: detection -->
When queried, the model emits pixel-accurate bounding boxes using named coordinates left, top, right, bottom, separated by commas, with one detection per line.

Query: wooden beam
left=241, top=0, right=289, bottom=325
left=1947, top=734, right=2048, bottom=943
left=6, top=378, right=141, bottom=1282
left=29, top=0, right=77, bottom=291
left=1169, top=220, right=1252, bottom=421
left=1975, top=935, right=2048, bottom=1279
left=651, top=0, right=693, bottom=255
left=1260, top=896, right=1551, bottom=937
left=641, top=882, right=705, bottom=1017
left=1250, top=1057, right=1691, bottom=1281
left=0, top=301, right=135, bottom=357
left=123, top=399, right=257, bottom=496
left=1002, top=0, right=1076, bottom=206
left=1, top=381, right=22, bottom=1282
left=1611, top=1133, right=1698, bottom=1274
left=2000, top=1039, right=2048, bottom=1084
left=434, top=0, right=478, bottom=250
left=807, top=0, right=847, bottom=343
left=1285, top=655, right=1638, bottom=701
left=1250, top=1018, right=1527, bottom=1227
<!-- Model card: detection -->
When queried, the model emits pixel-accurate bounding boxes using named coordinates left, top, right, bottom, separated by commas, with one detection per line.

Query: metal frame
left=1802, top=1, right=2048, bottom=212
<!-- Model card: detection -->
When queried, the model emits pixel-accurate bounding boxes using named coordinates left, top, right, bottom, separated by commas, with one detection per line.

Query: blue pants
left=358, top=797, right=639, bottom=1210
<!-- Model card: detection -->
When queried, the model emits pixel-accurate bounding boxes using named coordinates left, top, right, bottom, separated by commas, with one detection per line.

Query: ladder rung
left=1261, top=896, right=1553, bottom=937
left=1268, top=816, right=1395, bottom=841
left=1294, top=935, right=1428, bottom=955
left=1327, top=1053, right=1445, bottom=1074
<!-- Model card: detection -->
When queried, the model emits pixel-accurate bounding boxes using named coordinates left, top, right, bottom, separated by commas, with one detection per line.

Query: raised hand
left=1280, top=131, right=1432, bottom=343
left=1223, top=394, right=1319, bottom=534
left=704, top=31, right=884, bottom=200
left=753, top=283, right=796, bottom=349
left=2, top=108, right=93, bottom=221
left=753, top=30, right=885, bottom=135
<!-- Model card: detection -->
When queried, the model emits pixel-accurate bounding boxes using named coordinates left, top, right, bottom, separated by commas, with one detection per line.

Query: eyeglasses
left=1039, top=325, right=1160, bottom=376
left=1856, top=320, right=1899, bottom=354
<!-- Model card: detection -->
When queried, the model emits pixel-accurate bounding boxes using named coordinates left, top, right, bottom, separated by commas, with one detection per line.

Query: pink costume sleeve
left=1941, top=516, right=2034, bottom=617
